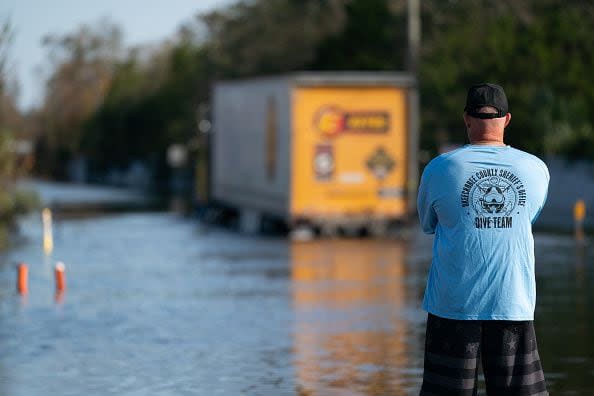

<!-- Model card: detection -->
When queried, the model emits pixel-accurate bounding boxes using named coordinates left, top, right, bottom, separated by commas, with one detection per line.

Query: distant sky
left=1, top=0, right=233, bottom=111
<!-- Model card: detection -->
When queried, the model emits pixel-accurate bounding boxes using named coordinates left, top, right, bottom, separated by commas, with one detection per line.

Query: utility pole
left=407, top=0, right=421, bottom=215
left=407, top=0, right=421, bottom=74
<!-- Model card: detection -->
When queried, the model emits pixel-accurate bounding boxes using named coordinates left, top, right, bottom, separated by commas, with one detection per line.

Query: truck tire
left=239, top=208, right=262, bottom=234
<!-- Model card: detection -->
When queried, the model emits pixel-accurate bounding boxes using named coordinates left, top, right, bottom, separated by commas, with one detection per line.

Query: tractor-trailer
left=210, top=72, right=419, bottom=235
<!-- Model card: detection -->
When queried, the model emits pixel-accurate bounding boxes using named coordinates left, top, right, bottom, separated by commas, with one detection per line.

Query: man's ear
left=504, top=112, right=512, bottom=128
left=463, top=112, right=471, bottom=128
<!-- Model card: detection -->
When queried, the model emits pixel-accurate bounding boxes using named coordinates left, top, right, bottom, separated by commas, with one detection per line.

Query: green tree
left=200, top=0, right=345, bottom=77
left=419, top=0, right=594, bottom=157
left=36, top=0, right=594, bottom=186
left=0, top=19, right=39, bottom=247
left=36, top=18, right=122, bottom=177
left=309, top=0, right=406, bottom=70
left=79, top=0, right=347, bottom=181
left=79, top=37, right=213, bottom=188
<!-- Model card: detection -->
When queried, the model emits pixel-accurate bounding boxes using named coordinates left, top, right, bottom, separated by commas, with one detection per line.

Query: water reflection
left=291, top=239, right=420, bottom=395
left=1, top=211, right=592, bottom=395
left=534, top=239, right=594, bottom=393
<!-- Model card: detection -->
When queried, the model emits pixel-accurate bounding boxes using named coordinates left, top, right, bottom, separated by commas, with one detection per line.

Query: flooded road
left=0, top=212, right=592, bottom=395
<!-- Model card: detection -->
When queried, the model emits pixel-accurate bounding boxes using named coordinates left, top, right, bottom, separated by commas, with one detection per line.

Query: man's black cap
left=464, top=83, right=508, bottom=119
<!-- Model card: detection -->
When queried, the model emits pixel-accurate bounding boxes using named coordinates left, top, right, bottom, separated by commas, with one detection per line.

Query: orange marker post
left=17, top=263, right=28, bottom=295
left=55, top=262, right=66, bottom=293
left=574, top=199, right=586, bottom=242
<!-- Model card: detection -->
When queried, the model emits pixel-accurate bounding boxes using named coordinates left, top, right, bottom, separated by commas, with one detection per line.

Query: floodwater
left=0, top=212, right=592, bottom=395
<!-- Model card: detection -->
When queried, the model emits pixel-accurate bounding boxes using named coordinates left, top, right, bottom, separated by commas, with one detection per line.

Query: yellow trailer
left=210, top=72, right=419, bottom=236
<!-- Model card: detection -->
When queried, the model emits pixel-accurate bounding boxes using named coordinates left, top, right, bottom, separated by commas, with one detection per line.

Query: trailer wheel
left=368, top=220, right=389, bottom=238
left=239, top=208, right=263, bottom=234
left=320, top=223, right=339, bottom=238
left=290, top=225, right=314, bottom=241
left=339, top=224, right=362, bottom=238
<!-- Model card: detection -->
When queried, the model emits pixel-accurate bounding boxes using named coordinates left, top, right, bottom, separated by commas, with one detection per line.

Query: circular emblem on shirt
left=470, top=176, right=517, bottom=216
left=460, top=168, right=527, bottom=229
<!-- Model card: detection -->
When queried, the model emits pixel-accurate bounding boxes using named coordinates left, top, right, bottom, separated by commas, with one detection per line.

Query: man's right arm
left=417, top=164, right=438, bottom=234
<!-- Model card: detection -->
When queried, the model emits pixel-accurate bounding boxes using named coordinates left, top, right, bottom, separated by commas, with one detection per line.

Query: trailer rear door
left=291, top=86, right=409, bottom=221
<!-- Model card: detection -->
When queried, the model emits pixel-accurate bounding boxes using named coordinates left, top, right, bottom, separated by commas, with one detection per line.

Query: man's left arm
left=531, top=161, right=550, bottom=224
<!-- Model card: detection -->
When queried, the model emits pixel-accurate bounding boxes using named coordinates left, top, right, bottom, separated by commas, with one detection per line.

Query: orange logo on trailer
left=315, top=107, right=345, bottom=137
left=314, top=106, right=390, bottom=138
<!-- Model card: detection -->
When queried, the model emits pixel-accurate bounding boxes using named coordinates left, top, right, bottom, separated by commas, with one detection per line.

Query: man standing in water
left=417, top=83, right=549, bottom=395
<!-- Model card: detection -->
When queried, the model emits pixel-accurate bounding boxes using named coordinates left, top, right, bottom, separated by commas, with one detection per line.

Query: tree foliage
left=0, top=19, right=22, bottom=137
left=419, top=0, right=594, bottom=156
left=36, top=19, right=122, bottom=176
left=81, top=42, right=212, bottom=182
left=28, top=0, right=594, bottom=182
left=309, top=0, right=406, bottom=70
left=0, top=19, right=40, bottom=246
left=0, top=19, right=20, bottom=175
left=201, top=0, right=345, bottom=77
left=77, top=0, right=348, bottom=181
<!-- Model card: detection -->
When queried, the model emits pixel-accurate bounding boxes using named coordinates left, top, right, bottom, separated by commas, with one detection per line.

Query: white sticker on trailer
left=339, top=172, right=365, bottom=184
left=378, top=187, right=405, bottom=198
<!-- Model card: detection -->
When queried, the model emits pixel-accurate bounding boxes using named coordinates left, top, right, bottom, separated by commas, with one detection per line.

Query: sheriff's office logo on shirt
left=461, top=169, right=527, bottom=229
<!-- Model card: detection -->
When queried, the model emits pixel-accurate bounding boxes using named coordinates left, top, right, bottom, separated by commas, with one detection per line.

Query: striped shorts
left=420, top=313, right=548, bottom=395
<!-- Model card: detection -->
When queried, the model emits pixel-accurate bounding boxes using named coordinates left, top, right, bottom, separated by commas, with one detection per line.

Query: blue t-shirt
left=417, top=144, right=549, bottom=320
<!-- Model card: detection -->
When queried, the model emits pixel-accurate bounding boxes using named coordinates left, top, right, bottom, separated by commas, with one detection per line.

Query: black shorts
left=420, top=313, right=548, bottom=396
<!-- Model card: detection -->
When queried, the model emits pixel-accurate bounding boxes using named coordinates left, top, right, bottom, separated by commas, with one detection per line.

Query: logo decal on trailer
left=314, top=144, right=334, bottom=181
left=366, top=147, right=395, bottom=180
left=314, top=106, right=390, bottom=138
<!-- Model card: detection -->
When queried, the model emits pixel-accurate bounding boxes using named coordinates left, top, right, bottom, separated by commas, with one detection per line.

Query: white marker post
left=42, top=208, right=54, bottom=255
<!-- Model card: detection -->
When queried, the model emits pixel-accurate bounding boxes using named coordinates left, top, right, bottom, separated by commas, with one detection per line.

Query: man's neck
left=469, top=139, right=506, bottom=146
